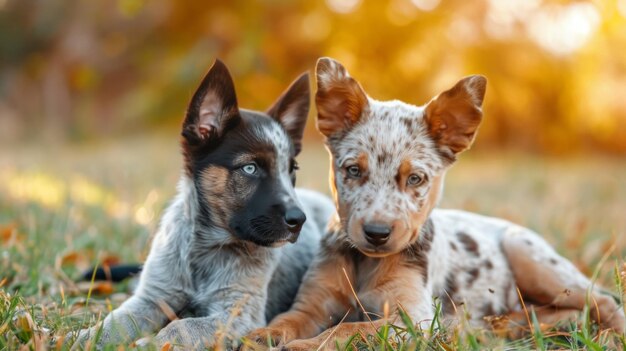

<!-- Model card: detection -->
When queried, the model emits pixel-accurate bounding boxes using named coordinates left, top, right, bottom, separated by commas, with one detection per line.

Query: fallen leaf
left=76, top=281, right=114, bottom=295
left=0, top=223, right=18, bottom=244
left=101, top=254, right=121, bottom=267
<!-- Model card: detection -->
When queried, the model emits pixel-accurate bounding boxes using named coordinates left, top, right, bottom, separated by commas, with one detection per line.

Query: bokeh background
left=2, top=0, right=626, bottom=153
left=1, top=0, right=625, bottom=336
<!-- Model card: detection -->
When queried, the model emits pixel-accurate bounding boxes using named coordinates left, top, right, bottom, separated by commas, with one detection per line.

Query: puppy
left=67, top=60, right=334, bottom=350
left=246, top=58, right=625, bottom=350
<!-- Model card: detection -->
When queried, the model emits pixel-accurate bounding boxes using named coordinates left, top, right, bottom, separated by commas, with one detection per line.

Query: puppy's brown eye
left=407, top=173, right=424, bottom=186
left=346, top=165, right=361, bottom=178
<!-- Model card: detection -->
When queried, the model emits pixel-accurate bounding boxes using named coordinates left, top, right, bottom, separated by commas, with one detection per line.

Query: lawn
left=1, top=133, right=625, bottom=350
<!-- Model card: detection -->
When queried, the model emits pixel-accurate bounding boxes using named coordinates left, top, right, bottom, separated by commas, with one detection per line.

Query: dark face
left=191, top=112, right=305, bottom=246
left=181, top=60, right=311, bottom=247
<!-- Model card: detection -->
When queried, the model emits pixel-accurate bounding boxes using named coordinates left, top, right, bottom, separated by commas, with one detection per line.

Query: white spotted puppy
left=246, top=57, right=626, bottom=350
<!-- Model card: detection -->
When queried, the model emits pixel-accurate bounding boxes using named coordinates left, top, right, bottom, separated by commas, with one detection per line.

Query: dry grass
left=1, top=133, right=625, bottom=350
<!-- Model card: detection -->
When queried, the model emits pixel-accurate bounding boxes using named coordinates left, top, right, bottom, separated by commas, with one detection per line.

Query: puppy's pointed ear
left=182, top=59, right=240, bottom=145
left=315, top=57, right=368, bottom=138
left=424, top=75, right=487, bottom=162
left=267, top=73, right=310, bottom=155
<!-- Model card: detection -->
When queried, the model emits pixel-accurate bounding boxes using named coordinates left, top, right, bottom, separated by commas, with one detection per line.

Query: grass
left=1, top=133, right=625, bottom=350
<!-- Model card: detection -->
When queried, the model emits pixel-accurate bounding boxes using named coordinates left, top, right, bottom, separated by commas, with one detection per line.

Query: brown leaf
left=60, top=251, right=83, bottom=266
left=101, top=254, right=121, bottom=267
left=0, top=223, right=18, bottom=244
left=76, top=281, right=114, bottom=295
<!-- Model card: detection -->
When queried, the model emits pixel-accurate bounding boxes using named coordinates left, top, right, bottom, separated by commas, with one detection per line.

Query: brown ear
left=424, top=75, right=487, bottom=161
left=315, top=57, right=368, bottom=138
left=182, top=59, right=240, bottom=146
left=266, top=73, right=310, bottom=155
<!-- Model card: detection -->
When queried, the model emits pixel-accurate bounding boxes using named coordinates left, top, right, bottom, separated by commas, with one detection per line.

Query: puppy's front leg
left=152, top=287, right=269, bottom=350
left=245, top=252, right=356, bottom=347
left=68, top=295, right=177, bottom=350
left=67, top=237, right=191, bottom=349
left=151, top=317, right=219, bottom=350
left=281, top=319, right=388, bottom=351
left=293, top=271, right=433, bottom=351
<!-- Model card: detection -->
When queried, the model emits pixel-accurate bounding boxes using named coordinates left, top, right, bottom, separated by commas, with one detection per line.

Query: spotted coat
left=246, top=57, right=625, bottom=350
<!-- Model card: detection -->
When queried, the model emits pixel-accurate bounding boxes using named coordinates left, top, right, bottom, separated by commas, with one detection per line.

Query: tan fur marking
left=404, top=175, right=443, bottom=244
left=232, top=153, right=257, bottom=165
left=502, top=232, right=625, bottom=332
left=491, top=306, right=582, bottom=339
left=246, top=238, right=357, bottom=345
left=200, top=165, right=257, bottom=233
left=246, top=224, right=431, bottom=347
left=200, top=165, right=234, bottom=229
left=356, top=153, right=369, bottom=185
left=281, top=319, right=387, bottom=351
left=395, top=159, right=412, bottom=191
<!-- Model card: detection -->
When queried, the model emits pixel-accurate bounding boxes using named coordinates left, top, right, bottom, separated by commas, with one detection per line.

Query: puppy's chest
left=354, top=259, right=386, bottom=292
left=185, top=247, right=278, bottom=315
left=351, top=258, right=406, bottom=315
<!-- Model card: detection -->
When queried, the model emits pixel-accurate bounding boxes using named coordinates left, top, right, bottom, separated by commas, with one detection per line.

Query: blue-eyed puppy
left=67, top=60, right=335, bottom=350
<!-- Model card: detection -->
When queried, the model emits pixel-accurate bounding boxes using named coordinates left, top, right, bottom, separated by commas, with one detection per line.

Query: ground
left=1, top=133, right=625, bottom=350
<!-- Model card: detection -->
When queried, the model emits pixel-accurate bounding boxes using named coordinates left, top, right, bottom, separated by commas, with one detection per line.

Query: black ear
left=266, top=73, right=310, bottom=155
left=182, top=59, right=240, bottom=145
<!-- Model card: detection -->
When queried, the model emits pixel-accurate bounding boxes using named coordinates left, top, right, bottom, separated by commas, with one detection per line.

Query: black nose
left=284, top=207, right=306, bottom=233
left=363, top=223, right=391, bottom=246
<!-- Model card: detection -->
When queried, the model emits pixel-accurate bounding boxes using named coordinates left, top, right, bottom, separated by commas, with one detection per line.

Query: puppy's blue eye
left=242, top=164, right=257, bottom=175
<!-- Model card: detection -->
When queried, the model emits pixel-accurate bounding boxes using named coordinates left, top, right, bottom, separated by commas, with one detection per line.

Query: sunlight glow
left=134, top=190, right=159, bottom=226
left=396, top=44, right=428, bottom=77
left=618, top=0, right=626, bottom=19
left=410, top=0, right=441, bottom=12
left=485, top=0, right=541, bottom=39
left=301, top=11, right=331, bottom=41
left=485, top=0, right=600, bottom=56
left=526, top=3, right=600, bottom=56
left=447, top=17, right=479, bottom=45
left=0, top=170, right=132, bottom=220
left=326, top=0, right=361, bottom=14
left=72, top=176, right=112, bottom=207
left=3, top=171, right=65, bottom=208
left=386, top=0, right=418, bottom=26
left=134, top=207, right=153, bottom=226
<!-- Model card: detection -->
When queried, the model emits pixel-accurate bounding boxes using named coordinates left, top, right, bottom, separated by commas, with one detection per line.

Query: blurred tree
left=0, top=0, right=624, bottom=154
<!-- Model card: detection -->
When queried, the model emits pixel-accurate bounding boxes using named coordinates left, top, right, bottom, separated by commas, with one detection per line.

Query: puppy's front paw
left=606, top=308, right=625, bottom=333
left=63, top=329, right=87, bottom=350
left=245, top=327, right=294, bottom=348
left=64, top=326, right=101, bottom=350
left=153, top=319, right=212, bottom=350
left=594, top=295, right=626, bottom=333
